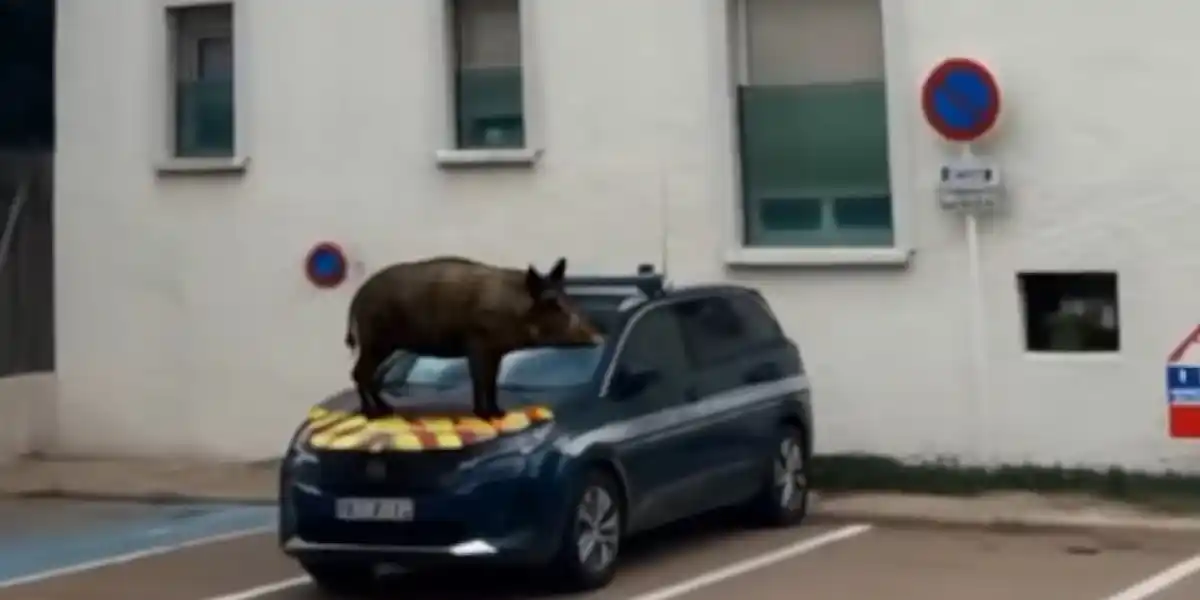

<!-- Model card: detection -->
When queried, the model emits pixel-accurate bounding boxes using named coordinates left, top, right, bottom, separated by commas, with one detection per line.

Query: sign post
left=1167, top=325, right=1200, bottom=438
left=921, top=57, right=1004, bottom=466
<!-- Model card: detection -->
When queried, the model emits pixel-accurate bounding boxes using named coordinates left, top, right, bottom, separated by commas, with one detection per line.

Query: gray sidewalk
left=0, top=458, right=279, bottom=504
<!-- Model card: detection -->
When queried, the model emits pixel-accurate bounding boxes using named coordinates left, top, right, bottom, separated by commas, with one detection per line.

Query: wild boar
left=344, top=256, right=602, bottom=419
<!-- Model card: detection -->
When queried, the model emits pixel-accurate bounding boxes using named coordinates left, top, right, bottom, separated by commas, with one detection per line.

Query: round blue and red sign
left=304, top=242, right=348, bottom=289
left=921, top=58, right=1001, bottom=143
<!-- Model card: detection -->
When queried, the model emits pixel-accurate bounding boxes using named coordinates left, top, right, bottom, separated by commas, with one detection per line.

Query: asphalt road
left=3, top=511, right=1200, bottom=600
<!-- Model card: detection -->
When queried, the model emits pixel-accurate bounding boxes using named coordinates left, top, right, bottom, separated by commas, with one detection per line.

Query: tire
left=299, top=559, right=376, bottom=594
left=744, top=424, right=810, bottom=527
left=547, top=469, right=624, bottom=592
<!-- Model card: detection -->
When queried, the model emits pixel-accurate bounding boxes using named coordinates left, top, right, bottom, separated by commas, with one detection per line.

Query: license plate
left=335, top=498, right=414, bottom=522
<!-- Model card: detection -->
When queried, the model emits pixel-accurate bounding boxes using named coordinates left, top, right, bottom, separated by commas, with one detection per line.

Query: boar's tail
left=344, top=314, right=358, bottom=350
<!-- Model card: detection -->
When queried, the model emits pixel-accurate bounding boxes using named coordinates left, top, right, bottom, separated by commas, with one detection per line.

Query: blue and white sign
left=1167, top=325, right=1200, bottom=437
left=1167, top=365, right=1200, bottom=403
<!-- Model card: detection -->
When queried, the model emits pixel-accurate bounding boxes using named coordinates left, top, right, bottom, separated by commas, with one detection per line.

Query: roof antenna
left=657, top=169, right=670, bottom=280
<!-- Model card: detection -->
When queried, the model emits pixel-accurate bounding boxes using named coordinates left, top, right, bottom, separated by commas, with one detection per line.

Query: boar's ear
left=546, top=257, right=567, bottom=283
left=525, top=265, right=544, bottom=297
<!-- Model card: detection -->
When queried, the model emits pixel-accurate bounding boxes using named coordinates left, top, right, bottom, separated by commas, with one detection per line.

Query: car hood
left=300, top=387, right=563, bottom=453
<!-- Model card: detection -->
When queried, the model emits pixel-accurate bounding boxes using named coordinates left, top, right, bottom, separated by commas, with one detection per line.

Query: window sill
left=155, top=156, right=249, bottom=175
left=1022, top=351, right=1123, bottom=362
left=725, top=246, right=913, bottom=268
left=435, top=148, right=542, bottom=168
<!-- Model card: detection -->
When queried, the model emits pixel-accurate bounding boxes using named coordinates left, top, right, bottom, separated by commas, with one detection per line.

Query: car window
left=728, top=292, right=783, bottom=349
left=674, top=293, right=783, bottom=367
left=569, top=293, right=630, bottom=335
left=391, top=347, right=603, bottom=390
left=609, top=306, right=688, bottom=405
left=497, top=346, right=604, bottom=388
left=401, top=356, right=469, bottom=387
left=673, top=296, right=748, bottom=367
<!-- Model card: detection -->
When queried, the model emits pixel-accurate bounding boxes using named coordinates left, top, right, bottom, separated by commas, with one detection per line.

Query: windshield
left=389, top=346, right=604, bottom=390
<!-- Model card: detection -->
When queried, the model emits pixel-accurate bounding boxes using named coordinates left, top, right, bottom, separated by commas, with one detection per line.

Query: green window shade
left=739, top=80, right=892, bottom=247
left=455, top=66, right=525, bottom=149
left=175, top=78, right=234, bottom=157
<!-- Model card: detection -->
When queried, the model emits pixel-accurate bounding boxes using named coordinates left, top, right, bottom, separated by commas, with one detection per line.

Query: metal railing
left=564, top=265, right=667, bottom=299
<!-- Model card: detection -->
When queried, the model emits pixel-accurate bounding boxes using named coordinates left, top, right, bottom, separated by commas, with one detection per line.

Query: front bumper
left=278, top=451, right=567, bottom=568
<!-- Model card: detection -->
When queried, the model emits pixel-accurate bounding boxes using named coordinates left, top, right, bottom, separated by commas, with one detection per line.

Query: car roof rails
left=564, top=263, right=667, bottom=299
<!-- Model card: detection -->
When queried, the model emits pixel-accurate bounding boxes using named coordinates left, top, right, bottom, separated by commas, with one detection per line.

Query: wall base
left=813, top=453, right=1200, bottom=512
left=0, top=372, right=55, bottom=463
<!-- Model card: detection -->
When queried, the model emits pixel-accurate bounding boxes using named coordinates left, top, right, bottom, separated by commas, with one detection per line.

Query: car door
left=673, top=293, right=780, bottom=510
left=604, top=304, right=700, bottom=531
left=722, top=290, right=797, bottom=476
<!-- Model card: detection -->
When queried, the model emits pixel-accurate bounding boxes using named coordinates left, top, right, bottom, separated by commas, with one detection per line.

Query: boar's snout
left=526, top=301, right=603, bottom=347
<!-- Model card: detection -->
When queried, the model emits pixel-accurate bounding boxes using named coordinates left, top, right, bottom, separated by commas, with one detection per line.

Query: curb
left=812, top=509, right=1200, bottom=535
left=808, top=493, right=1200, bottom=535
left=7, top=489, right=277, bottom=506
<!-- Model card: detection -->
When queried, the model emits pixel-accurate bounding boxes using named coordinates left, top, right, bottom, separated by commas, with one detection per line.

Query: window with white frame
left=168, top=3, right=235, bottom=158
left=449, top=0, right=525, bottom=150
left=735, top=0, right=891, bottom=248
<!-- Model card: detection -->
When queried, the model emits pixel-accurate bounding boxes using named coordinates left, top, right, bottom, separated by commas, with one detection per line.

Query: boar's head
left=517, top=257, right=602, bottom=348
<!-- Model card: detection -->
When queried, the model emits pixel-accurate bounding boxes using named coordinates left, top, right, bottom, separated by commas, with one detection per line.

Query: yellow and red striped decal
left=303, top=405, right=554, bottom=452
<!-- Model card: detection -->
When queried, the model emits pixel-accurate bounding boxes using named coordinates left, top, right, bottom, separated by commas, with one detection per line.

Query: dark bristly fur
left=344, top=256, right=601, bottom=419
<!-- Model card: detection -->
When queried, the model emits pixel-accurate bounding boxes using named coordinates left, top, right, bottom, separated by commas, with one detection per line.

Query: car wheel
left=548, top=469, right=623, bottom=592
left=298, top=559, right=376, bottom=594
left=746, top=424, right=810, bottom=527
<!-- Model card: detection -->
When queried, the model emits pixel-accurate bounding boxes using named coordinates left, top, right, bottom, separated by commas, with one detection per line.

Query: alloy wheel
left=575, top=484, right=620, bottom=573
left=774, top=437, right=807, bottom=510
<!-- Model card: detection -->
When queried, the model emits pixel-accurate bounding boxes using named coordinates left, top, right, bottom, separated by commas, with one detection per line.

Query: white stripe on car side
left=560, top=374, right=809, bottom=455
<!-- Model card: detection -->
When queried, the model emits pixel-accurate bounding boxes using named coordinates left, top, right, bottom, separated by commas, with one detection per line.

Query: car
left=277, top=267, right=813, bottom=593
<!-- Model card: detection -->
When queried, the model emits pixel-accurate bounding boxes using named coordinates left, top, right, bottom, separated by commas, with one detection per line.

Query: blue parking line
left=0, top=504, right=278, bottom=584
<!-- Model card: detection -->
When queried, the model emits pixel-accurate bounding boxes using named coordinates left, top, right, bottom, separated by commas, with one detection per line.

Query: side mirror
left=610, top=367, right=659, bottom=400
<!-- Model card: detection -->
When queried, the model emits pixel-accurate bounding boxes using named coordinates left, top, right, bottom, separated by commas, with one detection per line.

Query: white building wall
left=51, top=0, right=1200, bottom=470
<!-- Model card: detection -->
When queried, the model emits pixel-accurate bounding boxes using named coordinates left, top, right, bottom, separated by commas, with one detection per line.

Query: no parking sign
left=921, top=58, right=1001, bottom=143
left=304, top=242, right=348, bottom=289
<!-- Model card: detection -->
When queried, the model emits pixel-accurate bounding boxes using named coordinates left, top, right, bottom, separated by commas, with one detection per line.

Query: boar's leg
left=352, top=347, right=390, bottom=418
left=466, top=344, right=504, bottom=420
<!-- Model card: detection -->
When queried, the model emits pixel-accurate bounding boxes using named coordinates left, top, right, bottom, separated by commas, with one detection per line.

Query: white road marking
left=0, top=526, right=272, bottom=590
left=624, top=524, right=873, bottom=600
left=1103, top=552, right=1200, bottom=600
left=201, top=575, right=311, bottom=600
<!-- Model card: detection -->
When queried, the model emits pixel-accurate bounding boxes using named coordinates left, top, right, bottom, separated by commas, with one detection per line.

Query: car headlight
left=473, top=454, right=530, bottom=480
left=289, top=446, right=319, bottom=468
left=455, top=425, right=554, bottom=491
left=282, top=433, right=320, bottom=480
left=509, top=422, right=554, bottom=454
left=284, top=444, right=327, bottom=496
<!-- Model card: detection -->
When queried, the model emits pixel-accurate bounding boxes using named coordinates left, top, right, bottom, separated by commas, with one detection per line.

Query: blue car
left=278, top=270, right=813, bottom=593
